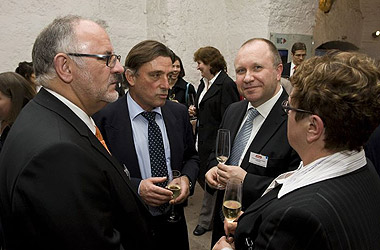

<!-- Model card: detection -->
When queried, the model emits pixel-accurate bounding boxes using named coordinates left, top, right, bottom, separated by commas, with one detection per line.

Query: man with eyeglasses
left=0, top=15, right=153, bottom=250
left=213, top=51, right=380, bottom=250
left=94, top=40, right=199, bottom=250
left=281, top=42, right=307, bottom=79
left=205, top=38, right=300, bottom=247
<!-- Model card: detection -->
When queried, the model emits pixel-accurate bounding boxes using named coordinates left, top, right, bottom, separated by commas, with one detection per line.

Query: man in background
left=94, top=40, right=199, bottom=250
left=0, top=15, right=153, bottom=250
left=281, top=42, right=307, bottom=79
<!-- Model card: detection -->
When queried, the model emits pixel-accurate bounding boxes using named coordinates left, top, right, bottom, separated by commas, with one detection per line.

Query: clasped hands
left=139, top=176, right=190, bottom=207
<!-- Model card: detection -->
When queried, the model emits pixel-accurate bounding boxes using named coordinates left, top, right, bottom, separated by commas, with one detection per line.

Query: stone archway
left=315, top=40, right=359, bottom=56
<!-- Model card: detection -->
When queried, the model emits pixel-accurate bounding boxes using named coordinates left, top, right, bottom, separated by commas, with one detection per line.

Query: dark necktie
left=141, top=111, right=169, bottom=184
left=141, top=112, right=169, bottom=213
left=228, top=108, right=259, bottom=166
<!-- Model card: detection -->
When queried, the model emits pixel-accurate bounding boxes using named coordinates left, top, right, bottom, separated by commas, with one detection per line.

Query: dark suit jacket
left=209, top=90, right=300, bottom=246
left=195, top=70, right=240, bottom=186
left=94, top=95, right=199, bottom=193
left=282, top=62, right=291, bottom=78
left=209, top=90, right=300, bottom=209
left=235, top=163, right=380, bottom=250
left=0, top=88, right=153, bottom=250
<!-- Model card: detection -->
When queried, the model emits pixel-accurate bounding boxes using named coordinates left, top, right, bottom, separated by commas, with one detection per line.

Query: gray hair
left=32, top=15, right=107, bottom=87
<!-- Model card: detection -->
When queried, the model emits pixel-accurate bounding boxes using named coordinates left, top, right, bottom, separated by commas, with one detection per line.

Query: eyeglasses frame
left=67, top=53, right=121, bottom=68
left=281, top=100, right=313, bottom=115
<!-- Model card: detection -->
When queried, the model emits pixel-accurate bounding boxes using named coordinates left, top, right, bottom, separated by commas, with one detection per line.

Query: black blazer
left=0, top=88, right=153, bottom=250
left=94, top=95, right=199, bottom=194
left=195, top=70, right=240, bottom=185
left=235, top=163, right=380, bottom=250
left=168, top=77, right=196, bottom=107
left=282, top=62, right=291, bottom=78
left=209, top=90, right=300, bottom=208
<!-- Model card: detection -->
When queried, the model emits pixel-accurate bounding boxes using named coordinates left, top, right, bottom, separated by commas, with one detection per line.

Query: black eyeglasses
left=281, top=100, right=313, bottom=115
left=67, top=53, right=121, bottom=68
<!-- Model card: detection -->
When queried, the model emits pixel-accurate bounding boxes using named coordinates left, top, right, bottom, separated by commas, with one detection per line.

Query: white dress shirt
left=234, top=87, right=283, bottom=166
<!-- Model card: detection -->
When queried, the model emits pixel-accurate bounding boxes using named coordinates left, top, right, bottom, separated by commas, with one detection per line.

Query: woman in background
left=168, top=54, right=196, bottom=107
left=0, top=72, right=36, bottom=152
left=15, top=61, right=41, bottom=92
left=190, top=46, right=240, bottom=236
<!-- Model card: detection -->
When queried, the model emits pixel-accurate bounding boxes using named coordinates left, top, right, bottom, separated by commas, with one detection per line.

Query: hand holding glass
left=167, top=170, right=182, bottom=223
left=215, top=129, right=230, bottom=189
left=222, top=178, right=242, bottom=223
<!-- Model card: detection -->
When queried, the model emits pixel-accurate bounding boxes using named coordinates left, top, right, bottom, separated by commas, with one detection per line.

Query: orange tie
left=95, top=126, right=111, bottom=154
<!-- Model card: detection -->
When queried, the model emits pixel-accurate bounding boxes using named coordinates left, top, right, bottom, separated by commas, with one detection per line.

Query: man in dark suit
left=190, top=46, right=240, bottom=236
left=213, top=51, right=380, bottom=250
left=0, top=16, right=153, bottom=250
left=281, top=42, right=306, bottom=79
left=206, top=38, right=300, bottom=247
left=94, top=40, right=199, bottom=250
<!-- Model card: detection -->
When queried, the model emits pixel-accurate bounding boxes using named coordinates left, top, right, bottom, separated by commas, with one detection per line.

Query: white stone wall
left=1, top=0, right=378, bottom=88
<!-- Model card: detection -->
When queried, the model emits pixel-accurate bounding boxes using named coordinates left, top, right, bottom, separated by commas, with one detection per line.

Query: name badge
left=249, top=152, right=268, bottom=168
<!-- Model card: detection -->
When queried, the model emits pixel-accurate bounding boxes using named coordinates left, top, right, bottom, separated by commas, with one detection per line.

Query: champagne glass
left=187, top=93, right=197, bottom=120
left=167, top=170, right=182, bottom=223
left=222, top=178, right=242, bottom=223
left=215, top=129, right=230, bottom=189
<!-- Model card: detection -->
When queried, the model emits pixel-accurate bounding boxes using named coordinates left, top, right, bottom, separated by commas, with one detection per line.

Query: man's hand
left=169, top=175, right=191, bottom=204
left=212, top=236, right=234, bottom=250
left=139, top=177, right=172, bottom=206
left=205, top=166, right=220, bottom=189
left=217, top=164, right=247, bottom=187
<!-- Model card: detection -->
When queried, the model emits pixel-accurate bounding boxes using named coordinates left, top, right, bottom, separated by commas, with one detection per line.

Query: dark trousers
left=151, top=205, right=189, bottom=250
left=211, top=190, right=226, bottom=249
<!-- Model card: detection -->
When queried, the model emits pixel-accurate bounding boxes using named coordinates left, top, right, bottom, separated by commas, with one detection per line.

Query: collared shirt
left=262, top=149, right=367, bottom=198
left=197, top=70, right=221, bottom=105
left=127, top=93, right=172, bottom=180
left=44, top=88, right=97, bottom=134
left=290, top=61, right=296, bottom=77
left=234, top=87, right=283, bottom=166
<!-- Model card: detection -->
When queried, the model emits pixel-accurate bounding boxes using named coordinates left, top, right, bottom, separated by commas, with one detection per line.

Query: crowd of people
left=0, top=14, right=380, bottom=250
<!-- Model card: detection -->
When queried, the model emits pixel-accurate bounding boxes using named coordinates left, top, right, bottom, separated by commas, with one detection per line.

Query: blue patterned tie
left=228, top=108, right=259, bottom=166
left=141, top=111, right=169, bottom=213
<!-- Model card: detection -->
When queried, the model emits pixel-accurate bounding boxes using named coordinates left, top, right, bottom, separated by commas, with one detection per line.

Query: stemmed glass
left=167, top=170, right=182, bottom=223
left=187, top=93, right=197, bottom=120
left=215, top=129, right=230, bottom=189
left=222, top=178, right=242, bottom=223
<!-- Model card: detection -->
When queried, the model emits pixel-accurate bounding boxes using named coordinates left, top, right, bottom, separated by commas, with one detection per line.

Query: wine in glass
left=167, top=170, right=182, bottom=223
left=215, top=129, right=230, bottom=189
left=222, top=177, right=242, bottom=223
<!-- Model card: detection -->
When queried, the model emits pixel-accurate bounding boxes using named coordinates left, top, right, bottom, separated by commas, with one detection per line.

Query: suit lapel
left=240, top=91, right=288, bottom=170
left=161, top=103, right=180, bottom=171
left=199, top=71, right=226, bottom=105
left=35, top=89, right=139, bottom=195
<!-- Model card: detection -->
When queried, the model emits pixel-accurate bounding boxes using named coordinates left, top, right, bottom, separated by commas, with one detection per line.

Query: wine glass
left=215, top=129, right=230, bottom=189
left=167, top=170, right=182, bottom=223
left=222, top=177, right=242, bottom=223
left=187, top=93, right=197, bottom=120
